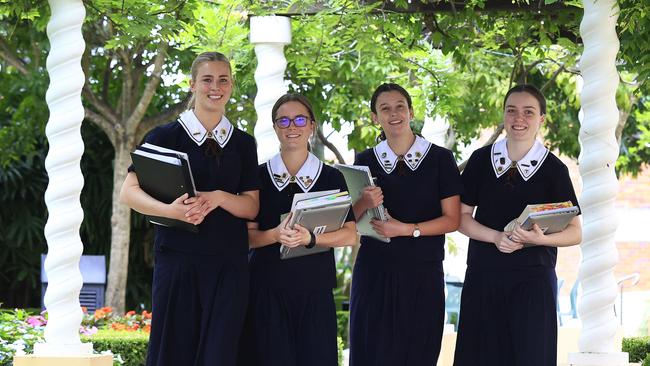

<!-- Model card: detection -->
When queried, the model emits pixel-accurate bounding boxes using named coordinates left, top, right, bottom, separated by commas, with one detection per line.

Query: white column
left=568, top=0, right=628, bottom=364
left=421, top=115, right=449, bottom=147
left=250, top=16, right=292, bottom=163
left=34, top=0, right=92, bottom=356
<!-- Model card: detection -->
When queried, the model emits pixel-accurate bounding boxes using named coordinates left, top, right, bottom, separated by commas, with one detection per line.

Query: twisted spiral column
left=569, top=0, right=627, bottom=364
left=33, top=0, right=92, bottom=356
left=250, top=16, right=291, bottom=163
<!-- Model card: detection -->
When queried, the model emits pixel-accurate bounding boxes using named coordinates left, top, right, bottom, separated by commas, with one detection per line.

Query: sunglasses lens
left=294, top=116, right=308, bottom=127
left=276, top=117, right=291, bottom=128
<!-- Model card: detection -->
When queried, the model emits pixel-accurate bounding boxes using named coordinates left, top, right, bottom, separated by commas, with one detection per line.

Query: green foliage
left=622, top=336, right=650, bottom=363
left=82, top=330, right=149, bottom=366
left=0, top=308, right=44, bottom=365
left=644, top=354, right=650, bottom=366
left=2, top=0, right=650, bottom=311
left=618, top=97, right=650, bottom=176
left=336, top=310, right=349, bottom=348
left=0, top=140, right=48, bottom=307
left=618, top=0, right=650, bottom=96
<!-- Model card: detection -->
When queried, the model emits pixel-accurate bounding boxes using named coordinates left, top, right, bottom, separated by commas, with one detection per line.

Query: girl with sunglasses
left=349, top=83, right=462, bottom=366
left=238, top=93, right=357, bottom=366
left=120, top=51, right=260, bottom=366
left=453, top=84, right=581, bottom=366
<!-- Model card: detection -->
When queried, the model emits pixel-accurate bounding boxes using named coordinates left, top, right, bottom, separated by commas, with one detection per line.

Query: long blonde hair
left=187, top=51, right=232, bottom=109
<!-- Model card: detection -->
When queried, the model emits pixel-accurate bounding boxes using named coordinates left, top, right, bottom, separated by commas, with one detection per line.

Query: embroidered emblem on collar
left=267, top=153, right=323, bottom=192
left=491, top=138, right=549, bottom=181
left=177, top=110, right=234, bottom=148
left=372, top=135, right=432, bottom=174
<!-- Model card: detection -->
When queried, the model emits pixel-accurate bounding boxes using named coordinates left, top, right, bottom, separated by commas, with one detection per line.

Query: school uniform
left=349, top=136, right=462, bottom=366
left=239, top=153, right=355, bottom=366
left=453, top=139, right=580, bottom=366
left=132, top=110, right=260, bottom=366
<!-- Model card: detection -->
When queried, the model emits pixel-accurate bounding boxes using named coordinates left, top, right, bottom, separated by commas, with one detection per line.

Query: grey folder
left=520, top=207, right=580, bottom=234
left=280, top=191, right=352, bottom=260
left=335, top=164, right=390, bottom=243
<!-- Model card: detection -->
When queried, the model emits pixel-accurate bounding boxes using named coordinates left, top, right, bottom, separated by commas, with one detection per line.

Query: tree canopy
left=1, top=0, right=648, bottom=310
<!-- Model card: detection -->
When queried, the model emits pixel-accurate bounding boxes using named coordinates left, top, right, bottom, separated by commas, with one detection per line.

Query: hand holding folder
left=335, top=164, right=390, bottom=243
left=279, top=190, right=352, bottom=259
left=130, top=143, right=199, bottom=233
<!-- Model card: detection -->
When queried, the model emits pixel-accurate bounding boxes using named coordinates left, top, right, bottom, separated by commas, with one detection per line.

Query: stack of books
left=280, top=190, right=352, bottom=259
left=130, top=143, right=198, bottom=233
left=504, top=201, right=580, bottom=234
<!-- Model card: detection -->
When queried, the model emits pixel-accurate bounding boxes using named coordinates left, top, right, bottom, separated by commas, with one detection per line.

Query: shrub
left=83, top=329, right=149, bottom=366
left=0, top=309, right=45, bottom=365
left=622, top=336, right=650, bottom=363
left=643, top=354, right=650, bottom=366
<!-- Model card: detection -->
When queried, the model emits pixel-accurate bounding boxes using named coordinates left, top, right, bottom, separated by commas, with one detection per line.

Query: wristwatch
left=412, top=223, right=421, bottom=238
left=306, top=231, right=317, bottom=249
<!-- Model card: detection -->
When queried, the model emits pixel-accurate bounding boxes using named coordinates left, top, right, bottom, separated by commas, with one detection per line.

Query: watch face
left=413, top=229, right=421, bottom=238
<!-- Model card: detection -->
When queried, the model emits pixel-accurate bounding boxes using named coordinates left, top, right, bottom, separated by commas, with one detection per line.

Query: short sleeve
left=237, top=133, right=261, bottom=193
left=438, top=148, right=462, bottom=199
left=460, top=150, right=482, bottom=206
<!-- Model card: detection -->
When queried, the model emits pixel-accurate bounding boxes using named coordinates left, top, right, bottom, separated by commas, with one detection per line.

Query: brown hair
left=187, top=51, right=232, bottom=109
left=503, top=84, right=546, bottom=115
left=271, top=93, right=317, bottom=123
left=370, top=83, right=413, bottom=141
left=271, top=93, right=317, bottom=151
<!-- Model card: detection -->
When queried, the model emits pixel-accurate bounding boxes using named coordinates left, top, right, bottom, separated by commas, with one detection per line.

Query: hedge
left=82, top=330, right=149, bottom=366
left=623, top=336, right=650, bottom=363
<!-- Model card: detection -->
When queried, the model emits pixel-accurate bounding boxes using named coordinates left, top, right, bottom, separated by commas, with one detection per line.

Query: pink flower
left=26, top=315, right=46, bottom=327
left=79, top=326, right=98, bottom=336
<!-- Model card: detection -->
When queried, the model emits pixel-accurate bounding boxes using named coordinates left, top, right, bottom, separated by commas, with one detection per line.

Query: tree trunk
left=105, top=140, right=133, bottom=314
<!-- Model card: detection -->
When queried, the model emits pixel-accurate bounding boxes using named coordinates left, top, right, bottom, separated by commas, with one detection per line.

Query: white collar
left=267, top=152, right=323, bottom=192
left=491, top=138, right=549, bottom=181
left=373, top=135, right=432, bottom=174
left=177, top=110, right=234, bottom=148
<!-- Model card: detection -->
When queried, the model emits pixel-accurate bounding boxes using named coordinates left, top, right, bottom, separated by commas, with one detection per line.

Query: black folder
left=130, top=143, right=198, bottom=233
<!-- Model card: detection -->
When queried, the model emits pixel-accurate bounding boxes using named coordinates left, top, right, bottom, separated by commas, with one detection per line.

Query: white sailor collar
left=373, top=135, right=432, bottom=174
left=267, top=152, right=323, bottom=192
left=491, top=138, right=549, bottom=181
left=177, top=110, right=234, bottom=148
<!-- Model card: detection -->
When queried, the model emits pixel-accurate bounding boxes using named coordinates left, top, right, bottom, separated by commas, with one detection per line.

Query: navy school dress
left=238, top=153, right=355, bottom=366
left=453, top=139, right=580, bottom=366
left=131, top=110, right=260, bottom=366
left=349, top=136, right=462, bottom=366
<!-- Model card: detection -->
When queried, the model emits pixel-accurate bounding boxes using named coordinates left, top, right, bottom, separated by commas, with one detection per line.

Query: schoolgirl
left=239, top=93, right=357, bottom=366
left=349, top=83, right=462, bottom=366
left=120, top=51, right=260, bottom=366
left=453, top=84, right=582, bottom=366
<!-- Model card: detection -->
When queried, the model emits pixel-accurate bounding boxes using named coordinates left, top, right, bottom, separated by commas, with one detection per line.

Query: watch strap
left=306, top=231, right=317, bottom=249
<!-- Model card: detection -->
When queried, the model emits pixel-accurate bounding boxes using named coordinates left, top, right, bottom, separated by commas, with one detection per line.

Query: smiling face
left=371, top=90, right=414, bottom=139
left=503, top=91, right=545, bottom=143
left=273, top=100, right=314, bottom=152
left=189, top=60, right=232, bottom=115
